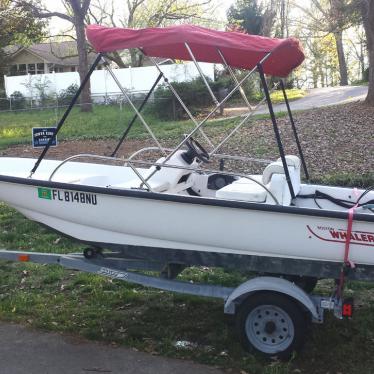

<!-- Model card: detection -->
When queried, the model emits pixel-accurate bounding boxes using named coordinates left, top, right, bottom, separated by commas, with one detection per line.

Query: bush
left=151, top=75, right=260, bottom=120
left=57, top=84, right=79, bottom=106
left=0, top=89, right=9, bottom=110
left=10, top=91, right=26, bottom=110
left=151, top=78, right=210, bottom=120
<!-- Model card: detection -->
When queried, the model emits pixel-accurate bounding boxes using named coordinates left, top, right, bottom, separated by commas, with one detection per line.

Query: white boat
left=0, top=24, right=373, bottom=281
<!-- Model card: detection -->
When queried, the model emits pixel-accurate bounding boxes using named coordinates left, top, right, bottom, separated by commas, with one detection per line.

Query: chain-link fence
left=0, top=91, right=159, bottom=112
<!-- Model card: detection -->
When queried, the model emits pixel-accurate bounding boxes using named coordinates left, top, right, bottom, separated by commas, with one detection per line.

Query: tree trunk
left=74, top=17, right=92, bottom=112
left=334, top=31, right=348, bottom=86
left=261, top=0, right=277, bottom=36
left=361, top=0, right=374, bottom=105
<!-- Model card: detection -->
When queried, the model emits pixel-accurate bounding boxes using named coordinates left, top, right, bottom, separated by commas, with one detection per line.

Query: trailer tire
left=235, top=292, right=307, bottom=360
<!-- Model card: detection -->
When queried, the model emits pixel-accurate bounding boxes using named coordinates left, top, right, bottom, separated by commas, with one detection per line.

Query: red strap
left=337, top=203, right=358, bottom=297
left=343, top=204, right=358, bottom=268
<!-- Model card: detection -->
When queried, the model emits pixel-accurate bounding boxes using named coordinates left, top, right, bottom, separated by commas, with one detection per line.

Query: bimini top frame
left=29, top=24, right=309, bottom=199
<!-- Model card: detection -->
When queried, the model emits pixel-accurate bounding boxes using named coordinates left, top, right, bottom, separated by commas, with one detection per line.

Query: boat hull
left=0, top=175, right=373, bottom=268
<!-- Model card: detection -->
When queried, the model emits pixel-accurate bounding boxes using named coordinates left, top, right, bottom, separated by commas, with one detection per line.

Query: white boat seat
left=111, top=151, right=195, bottom=193
left=264, top=156, right=301, bottom=205
left=215, top=177, right=267, bottom=202
left=216, top=156, right=301, bottom=205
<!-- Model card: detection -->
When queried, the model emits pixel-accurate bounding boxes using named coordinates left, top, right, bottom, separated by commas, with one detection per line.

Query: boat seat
left=216, top=156, right=301, bottom=205
left=112, top=150, right=196, bottom=193
left=263, top=156, right=301, bottom=205
left=215, top=176, right=267, bottom=202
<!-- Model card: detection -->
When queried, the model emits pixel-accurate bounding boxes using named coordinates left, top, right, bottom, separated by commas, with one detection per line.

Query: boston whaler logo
left=37, top=187, right=97, bottom=205
left=307, top=225, right=374, bottom=247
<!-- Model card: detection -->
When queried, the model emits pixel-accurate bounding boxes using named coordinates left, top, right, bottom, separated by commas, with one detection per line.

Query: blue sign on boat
left=32, top=127, right=57, bottom=148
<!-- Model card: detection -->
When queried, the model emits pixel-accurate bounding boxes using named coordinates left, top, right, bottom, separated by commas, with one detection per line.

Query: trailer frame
left=0, top=248, right=352, bottom=358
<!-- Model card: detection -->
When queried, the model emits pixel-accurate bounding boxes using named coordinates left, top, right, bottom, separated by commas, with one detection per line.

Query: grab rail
left=47, top=153, right=279, bottom=204
left=127, top=146, right=272, bottom=165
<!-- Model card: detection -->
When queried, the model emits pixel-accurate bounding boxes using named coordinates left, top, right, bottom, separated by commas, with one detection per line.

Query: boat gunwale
left=0, top=174, right=373, bottom=223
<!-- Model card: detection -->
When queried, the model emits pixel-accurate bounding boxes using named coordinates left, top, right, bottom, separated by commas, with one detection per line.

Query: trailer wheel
left=235, top=292, right=307, bottom=359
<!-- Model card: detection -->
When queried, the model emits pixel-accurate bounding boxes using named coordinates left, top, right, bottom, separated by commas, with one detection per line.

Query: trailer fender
left=224, top=276, right=320, bottom=320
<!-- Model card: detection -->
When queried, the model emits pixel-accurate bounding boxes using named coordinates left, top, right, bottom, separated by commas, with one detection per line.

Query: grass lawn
left=270, top=88, right=306, bottom=104
left=251, top=88, right=306, bottom=105
left=0, top=105, right=181, bottom=149
left=0, top=95, right=297, bottom=150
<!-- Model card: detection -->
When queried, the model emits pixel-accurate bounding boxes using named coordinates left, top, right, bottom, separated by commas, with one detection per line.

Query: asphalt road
left=225, top=85, right=368, bottom=116
left=267, top=85, right=368, bottom=113
left=0, top=322, right=224, bottom=374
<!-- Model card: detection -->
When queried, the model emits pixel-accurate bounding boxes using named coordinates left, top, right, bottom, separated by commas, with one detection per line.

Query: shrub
left=10, top=91, right=26, bottom=110
left=57, top=84, right=79, bottom=106
left=151, top=74, right=260, bottom=120
left=0, top=89, right=10, bottom=110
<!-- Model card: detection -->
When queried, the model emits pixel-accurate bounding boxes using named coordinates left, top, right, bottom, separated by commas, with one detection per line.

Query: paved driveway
left=269, top=85, right=368, bottom=113
left=225, top=85, right=368, bottom=116
left=0, top=322, right=224, bottom=374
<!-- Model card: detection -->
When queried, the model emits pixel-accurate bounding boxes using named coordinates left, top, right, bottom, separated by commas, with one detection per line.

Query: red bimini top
left=86, top=24, right=304, bottom=77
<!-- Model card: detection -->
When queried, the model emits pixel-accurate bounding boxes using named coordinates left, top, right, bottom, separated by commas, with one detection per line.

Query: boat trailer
left=0, top=248, right=354, bottom=359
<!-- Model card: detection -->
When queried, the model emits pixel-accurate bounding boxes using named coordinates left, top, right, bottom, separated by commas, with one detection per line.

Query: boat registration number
left=37, top=187, right=97, bottom=205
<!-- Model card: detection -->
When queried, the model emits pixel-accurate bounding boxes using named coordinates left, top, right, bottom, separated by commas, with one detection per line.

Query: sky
left=45, top=0, right=236, bottom=35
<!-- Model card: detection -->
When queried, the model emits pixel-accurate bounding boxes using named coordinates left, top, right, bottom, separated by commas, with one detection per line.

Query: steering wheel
left=184, top=136, right=210, bottom=163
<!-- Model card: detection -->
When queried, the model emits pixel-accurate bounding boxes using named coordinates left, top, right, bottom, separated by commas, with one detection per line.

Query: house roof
left=5, top=41, right=101, bottom=66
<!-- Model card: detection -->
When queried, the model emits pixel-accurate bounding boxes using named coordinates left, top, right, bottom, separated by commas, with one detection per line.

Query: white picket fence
left=3, top=62, right=215, bottom=103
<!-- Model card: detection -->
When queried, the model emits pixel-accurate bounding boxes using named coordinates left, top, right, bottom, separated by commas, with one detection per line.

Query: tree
left=91, top=0, right=215, bottom=67
left=293, top=0, right=353, bottom=86
left=0, top=0, right=46, bottom=87
left=361, top=0, right=374, bottom=105
left=227, top=0, right=264, bottom=35
left=227, top=0, right=281, bottom=37
left=20, top=0, right=93, bottom=112
left=346, top=26, right=367, bottom=82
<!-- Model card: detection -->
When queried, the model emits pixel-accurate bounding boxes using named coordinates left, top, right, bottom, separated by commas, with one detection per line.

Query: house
left=4, top=41, right=104, bottom=76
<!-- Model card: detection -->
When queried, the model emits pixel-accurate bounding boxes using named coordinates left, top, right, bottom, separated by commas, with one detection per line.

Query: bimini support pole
left=111, top=72, right=163, bottom=157
left=29, top=53, right=103, bottom=178
left=217, top=48, right=252, bottom=111
left=280, top=80, right=310, bottom=181
left=257, top=63, right=295, bottom=199
left=185, top=42, right=219, bottom=106
left=103, top=57, right=166, bottom=156
left=146, top=54, right=214, bottom=148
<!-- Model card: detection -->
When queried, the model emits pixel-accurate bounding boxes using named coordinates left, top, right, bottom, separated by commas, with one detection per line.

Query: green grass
left=252, top=89, right=306, bottom=105
left=0, top=105, right=176, bottom=149
left=0, top=104, right=289, bottom=150
left=270, top=88, right=306, bottom=104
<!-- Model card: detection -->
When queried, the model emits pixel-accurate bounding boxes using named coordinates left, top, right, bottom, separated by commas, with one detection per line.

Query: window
left=37, top=63, right=44, bottom=74
left=70, top=67, right=75, bottom=72
left=28, top=63, right=35, bottom=75
left=18, top=64, right=26, bottom=75
left=9, top=65, right=17, bottom=76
